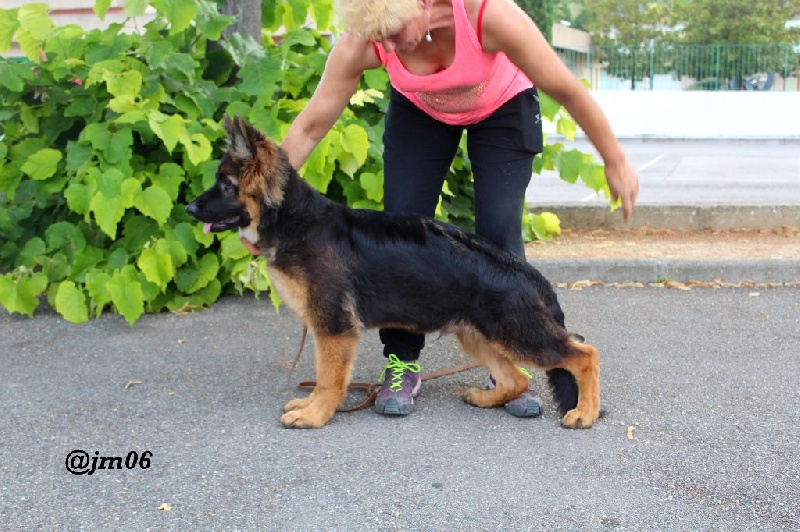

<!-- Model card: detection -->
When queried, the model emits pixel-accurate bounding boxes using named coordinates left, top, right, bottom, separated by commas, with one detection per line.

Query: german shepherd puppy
left=186, top=116, right=600, bottom=429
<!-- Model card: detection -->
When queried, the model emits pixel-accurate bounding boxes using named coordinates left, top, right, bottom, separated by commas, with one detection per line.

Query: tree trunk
left=207, top=0, right=262, bottom=86
left=219, top=0, right=262, bottom=44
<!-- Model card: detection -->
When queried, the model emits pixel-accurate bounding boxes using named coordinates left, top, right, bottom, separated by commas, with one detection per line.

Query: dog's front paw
left=280, top=407, right=332, bottom=429
left=283, top=396, right=314, bottom=412
left=462, top=386, right=505, bottom=408
left=561, top=408, right=598, bottom=429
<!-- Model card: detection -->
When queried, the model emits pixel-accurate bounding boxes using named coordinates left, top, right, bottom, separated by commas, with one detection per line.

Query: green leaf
left=196, top=0, right=235, bottom=40
left=71, top=247, right=104, bottom=277
left=65, top=142, right=94, bottom=172
left=106, top=127, right=133, bottom=164
left=163, top=235, right=188, bottom=268
left=104, top=70, right=142, bottom=99
left=556, top=115, right=578, bottom=141
left=580, top=162, right=608, bottom=193
left=121, top=178, right=142, bottom=209
left=106, top=248, right=129, bottom=270
left=137, top=242, right=175, bottom=290
left=359, top=172, right=383, bottom=202
left=107, top=267, right=144, bottom=325
left=539, top=91, right=561, bottom=122
left=122, top=215, right=159, bottom=252
left=160, top=52, right=197, bottom=80
left=154, top=0, right=198, bottom=35
left=45, top=222, right=86, bottom=263
left=19, top=238, right=46, bottom=267
left=301, top=134, right=333, bottom=192
left=81, top=123, right=110, bottom=152
left=54, top=281, right=89, bottom=323
left=0, top=62, right=24, bottom=91
left=17, top=3, right=53, bottom=41
left=170, top=223, right=199, bottom=258
left=0, top=271, right=47, bottom=317
left=310, top=0, right=334, bottom=31
left=339, top=124, right=369, bottom=176
left=283, top=0, right=308, bottom=29
left=134, top=185, right=173, bottom=226
left=91, top=193, right=124, bottom=239
left=555, top=149, right=584, bottom=184
left=94, top=0, right=112, bottom=19
left=64, top=97, right=97, bottom=118
left=175, top=252, right=219, bottom=293
left=237, top=55, right=282, bottom=98
left=125, top=0, right=149, bottom=17
left=191, top=221, right=215, bottom=248
left=85, top=271, right=112, bottom=316
left=181, top=133, right=212, bottom=166
left=152, top=163, right=184, bottom=201
left=89, top=169, right=126, bottom=239
left=0, top=9, right=21, bottom=53
left=21, top=148, right=62, bottom=180
left=148, top=111, right=185, bottom=153
left=539, top=212, right=561, bottom=236
left=14, top=28, right=40, bottom=62
left=220, top=233, right=250, bottom=261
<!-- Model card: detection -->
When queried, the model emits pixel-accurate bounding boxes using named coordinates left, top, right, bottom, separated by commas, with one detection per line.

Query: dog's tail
left=545, top=368, right=578, bottom=415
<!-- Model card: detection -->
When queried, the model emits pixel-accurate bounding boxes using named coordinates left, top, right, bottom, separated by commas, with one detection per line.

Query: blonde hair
left=335, top=0, right=422, bottom=40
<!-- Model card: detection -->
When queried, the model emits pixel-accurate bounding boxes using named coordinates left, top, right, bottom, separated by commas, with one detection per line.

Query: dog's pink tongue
left=203, top=223, right=212, bottom=234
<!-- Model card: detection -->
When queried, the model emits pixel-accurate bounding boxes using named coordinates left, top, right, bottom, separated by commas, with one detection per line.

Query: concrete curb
left=532, top=258, right=800, bottom=284
left=528, top=204, right=800, bottom=231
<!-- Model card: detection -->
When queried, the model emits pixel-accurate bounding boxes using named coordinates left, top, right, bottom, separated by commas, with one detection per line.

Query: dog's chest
left=267, top=266, right=307, bottom=319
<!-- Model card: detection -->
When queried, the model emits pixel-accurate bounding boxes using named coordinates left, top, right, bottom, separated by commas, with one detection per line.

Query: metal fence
left=556, top=43, right=800, bottom=91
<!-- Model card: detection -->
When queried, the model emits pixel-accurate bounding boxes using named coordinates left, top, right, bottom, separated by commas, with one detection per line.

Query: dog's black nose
left=185, top=202, right=198, bottom=216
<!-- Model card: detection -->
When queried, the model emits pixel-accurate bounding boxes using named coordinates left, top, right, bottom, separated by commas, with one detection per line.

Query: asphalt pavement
left=2, top=287, right=799, bottom=530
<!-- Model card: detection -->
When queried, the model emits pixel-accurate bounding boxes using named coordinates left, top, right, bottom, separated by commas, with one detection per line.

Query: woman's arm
left=281, top=33, right=381, bottom=170
left=478, top=0, right=639, bottom=219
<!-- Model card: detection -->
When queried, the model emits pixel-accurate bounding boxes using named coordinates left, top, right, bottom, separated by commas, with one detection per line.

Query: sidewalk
left=525, top=204, right=800, bottom=284
left=521, top=139, right=800, bottom=284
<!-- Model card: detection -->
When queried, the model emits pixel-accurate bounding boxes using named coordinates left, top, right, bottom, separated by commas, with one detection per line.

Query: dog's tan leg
left=456, top=331, right=529, bottom=408
left=280, top=331, right=359, bottom=429
left=557, top=340, right=601, bottom=429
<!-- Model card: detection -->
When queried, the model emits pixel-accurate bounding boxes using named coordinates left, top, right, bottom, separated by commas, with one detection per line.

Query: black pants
left=379, top=86, right=543, bottom=361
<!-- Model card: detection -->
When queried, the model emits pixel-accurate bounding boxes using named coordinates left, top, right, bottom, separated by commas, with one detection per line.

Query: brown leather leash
left=298, top=361, right=482, bottom=412
left=287, top=327, right=480, bottom=412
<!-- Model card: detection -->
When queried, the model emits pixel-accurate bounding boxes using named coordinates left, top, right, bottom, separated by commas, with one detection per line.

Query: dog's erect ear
left=224, top=114, right=265, bottom=164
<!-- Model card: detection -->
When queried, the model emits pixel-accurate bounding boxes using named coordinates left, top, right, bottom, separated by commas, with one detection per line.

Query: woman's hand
left=604, top=158, right=639, bottom=221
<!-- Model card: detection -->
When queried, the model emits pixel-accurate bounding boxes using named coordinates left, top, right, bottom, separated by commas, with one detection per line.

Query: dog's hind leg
left=550, top=340, right=600, bottom=429
left=280, top=330, right=359, bottom=429
left=456, top=330, right=529, bottom=408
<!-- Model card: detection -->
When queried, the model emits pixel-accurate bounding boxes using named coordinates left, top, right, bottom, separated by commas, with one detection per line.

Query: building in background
left=2, top=0, right=154, bottom=57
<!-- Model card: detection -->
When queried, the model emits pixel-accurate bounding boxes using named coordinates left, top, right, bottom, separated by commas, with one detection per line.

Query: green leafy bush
left=0, top=0, right=609, bottom=324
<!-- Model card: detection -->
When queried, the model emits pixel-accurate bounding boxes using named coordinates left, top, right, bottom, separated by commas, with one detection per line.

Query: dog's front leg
left=280, top=330, right=359, bottom=429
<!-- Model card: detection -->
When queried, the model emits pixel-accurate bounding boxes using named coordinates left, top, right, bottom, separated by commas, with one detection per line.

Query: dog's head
left=185, top=116, right=287, bottom=243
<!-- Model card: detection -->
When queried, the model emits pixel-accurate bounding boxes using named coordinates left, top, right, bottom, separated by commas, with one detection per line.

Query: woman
left=272, top=0, right=639, bottom=417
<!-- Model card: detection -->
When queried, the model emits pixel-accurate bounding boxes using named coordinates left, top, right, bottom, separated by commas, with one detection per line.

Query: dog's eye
left=220, top=181, right=235, bottom=193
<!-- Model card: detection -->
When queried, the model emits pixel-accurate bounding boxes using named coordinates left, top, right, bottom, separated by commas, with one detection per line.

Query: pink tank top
left=372, top=0, right=533, bottom=126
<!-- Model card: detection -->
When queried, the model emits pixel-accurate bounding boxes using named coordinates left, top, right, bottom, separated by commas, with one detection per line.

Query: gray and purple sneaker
left=488, top=367, right=543, bottom=418
left=374, top=354, right=422, bottom=416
